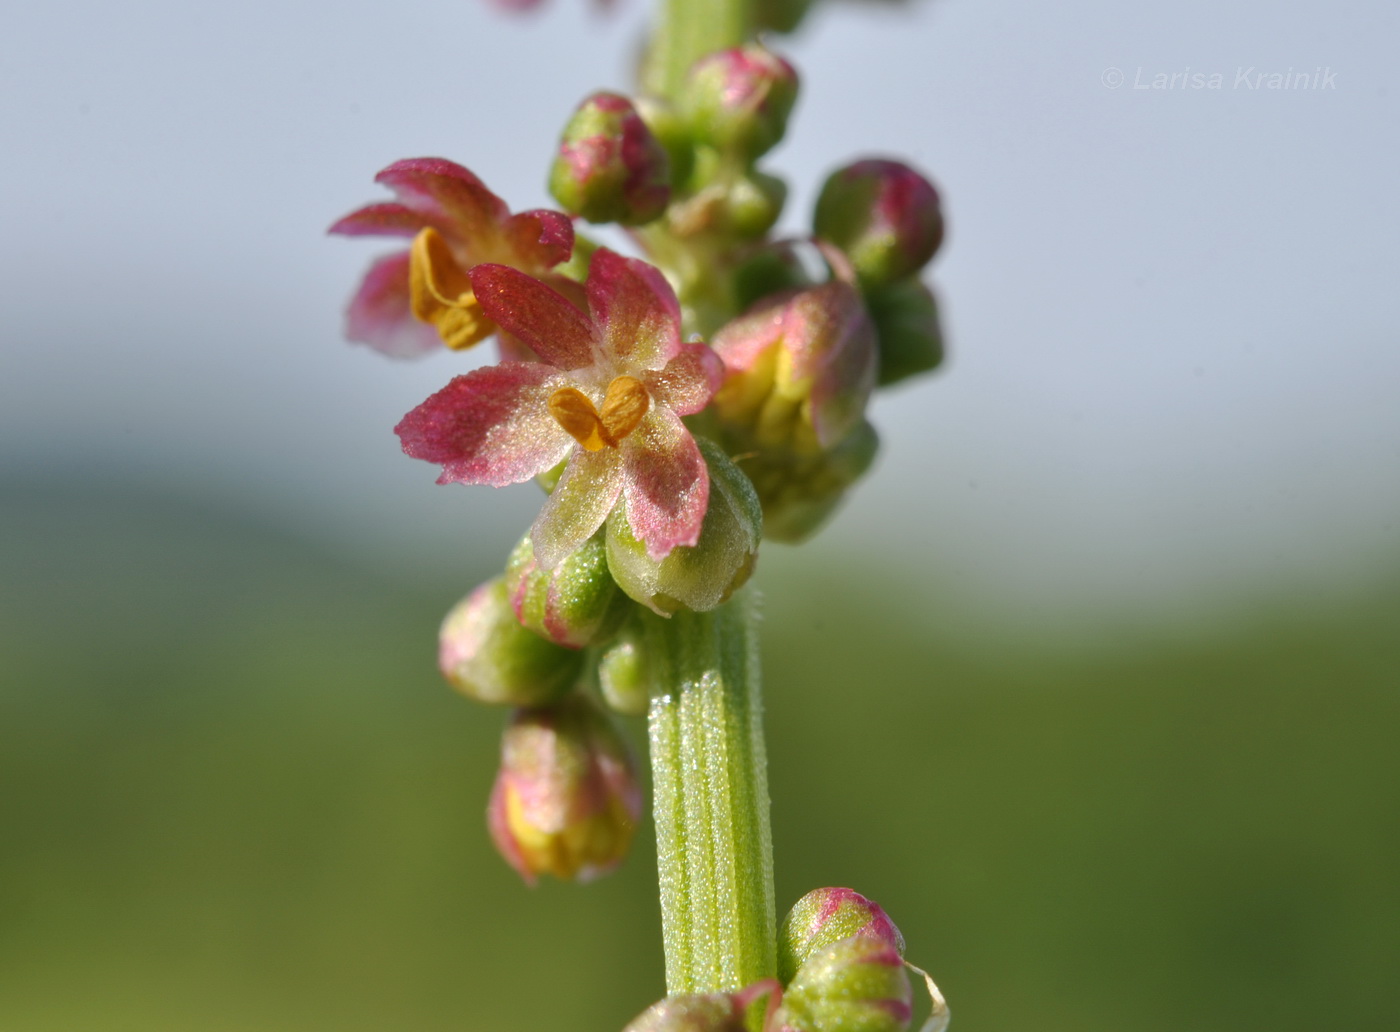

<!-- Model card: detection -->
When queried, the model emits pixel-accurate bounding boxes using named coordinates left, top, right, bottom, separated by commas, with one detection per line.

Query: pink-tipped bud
left=779, top=887, right=906, bottom=984
left=550, top=91, right=672, bottom=225
left=776, top=936, right=913, bottom=1032
left=488, top=695, right=642, bottom=884
left=814, top=159, right=944, bottom=289
left=622, top=993, right=748, bottom=1032
left=438, top=578, right=583, bottom=706
left=504, top=531, right=629, bottom=649
left=712, top=280, right=878, bottom=453
left=683, top=44, right=799, bottom=161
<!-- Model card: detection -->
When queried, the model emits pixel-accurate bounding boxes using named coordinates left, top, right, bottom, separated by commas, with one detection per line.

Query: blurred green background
left=4, top=477, right=1397, bottom=1032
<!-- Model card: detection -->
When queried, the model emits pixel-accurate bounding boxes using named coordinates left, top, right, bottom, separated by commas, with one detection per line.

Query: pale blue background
left=3, top=0, right=1398, bottom=628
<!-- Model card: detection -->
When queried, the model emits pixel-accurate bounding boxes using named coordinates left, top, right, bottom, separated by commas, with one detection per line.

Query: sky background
left=3, top=0, right=1398, bottom=629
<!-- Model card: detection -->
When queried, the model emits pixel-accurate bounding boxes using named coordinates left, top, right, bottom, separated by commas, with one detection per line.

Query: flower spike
left=330, top=158, right=573, bottom=356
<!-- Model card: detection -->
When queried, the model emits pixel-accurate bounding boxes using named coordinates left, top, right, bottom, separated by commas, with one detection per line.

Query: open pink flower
left=329, top=158, right=574, bottom=357
left=395, top=249, right=724, bottom=567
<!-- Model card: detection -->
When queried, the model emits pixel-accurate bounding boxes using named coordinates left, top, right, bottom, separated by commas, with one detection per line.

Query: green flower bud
left=550, top=92, right=671, bottom=226
left=596, top=618, right=651, bottom=716
left=683, top=44, right=799, bottom=161
left=779, top=887, right=907, bottom=985
left=635, top=95, right=696, bottom=190
left=814, top=159, right=944, bottom=289
left=864, top=279, right=945, bottom=386
left=606, top=438, right=761, bottom=615
left=778, top=936, right=913, bottom=1032
left=504, top=531, right=629, bottom=649
left=732, top=241, right=815, bottom=312
left=488, top=695, right=642, bottom=884
left=438, top=578, right=583, bottom=706
left=724, top=169, right=788, bottom=239
left=742, top=419, right=879, bottom=544
left=622, top=993, right=748, bottom=1032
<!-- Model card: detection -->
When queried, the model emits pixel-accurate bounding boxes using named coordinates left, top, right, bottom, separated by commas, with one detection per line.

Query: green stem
left=644, top=588, right=776, bottom=994
left=645, top=0, right=753, bottom=99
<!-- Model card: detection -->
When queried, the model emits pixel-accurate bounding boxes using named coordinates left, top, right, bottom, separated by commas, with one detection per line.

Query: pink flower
left=395, top=249, right=724, bottom=567
left=329, top=158, right=574, bottom=357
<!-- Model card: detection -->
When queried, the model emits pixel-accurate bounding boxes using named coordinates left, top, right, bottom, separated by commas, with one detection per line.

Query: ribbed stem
left=645, top=589, right=776, bottom=993
left=645, top=0, right=752, bottom=99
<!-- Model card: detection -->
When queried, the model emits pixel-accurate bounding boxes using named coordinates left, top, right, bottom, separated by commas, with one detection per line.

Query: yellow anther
left=549, top=377, right=650, bottom=452
left=409, top=227, right=493, bottom=351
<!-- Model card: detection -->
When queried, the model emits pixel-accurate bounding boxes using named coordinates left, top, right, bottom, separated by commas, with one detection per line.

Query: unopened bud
left=712, top=281, right=877, bottom=453
left=438, top=578, right=583, bottom=706
left=740, top=418, right=879, bottom=544
left=779, top=887, right=906, bottom=984
left=865, top=279, right=945, bottom=386
left=596, top=618, right=651, bottom=716
left=504, top=531, right=629, bottom=649
left=606, top=438, right=761, bottom=615
left=684, top=44, right=799, bottom=161
left=732, top=241, right=815, bottom=311
left=635, top=96, right=696, bottom=190
left=622, top=993, right=747, bottom=1032
left=724, top=169, right=788, bottom=239
left=488, top=694, right=642, bottom=883
left=550, top=92, right=672, bottom=225
left=814, top=159, right=944, bottom=289
left=778, top=936, right=913, bottom=1032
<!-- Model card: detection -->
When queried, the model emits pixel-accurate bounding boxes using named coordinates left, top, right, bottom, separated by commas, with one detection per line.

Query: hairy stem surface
left=645, top=589, right=776, bottom=993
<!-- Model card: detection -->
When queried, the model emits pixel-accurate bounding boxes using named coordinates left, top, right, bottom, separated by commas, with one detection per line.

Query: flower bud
left=550, top=92, right=672, bottom=225
left=777, top=936, right=913, bottom=1032
left=596, top=618, right=652, bottom=716
left=606, top=438, right=761, bottom=615
left=864, top=279, right=945, bottom=386
left=683, top=44, right=799, bottom=161
left=488, top=694, right=642, bottom=883
left=438, top=578, right=583, bottom=706
left=779, top=887, right=906, bottom=984
left=712, top=281, right=878, bottom=453
left=813, top=159, right=944, bottom=289
left=732, top=241, right=815, bottom=312
left=724, top=169, right=788, bottom=239
left=740, top=419, right=879, bottom=544
left=635, top=96, right=696, bottom=190
left=622, top=993, right=747, bottom=1032
left=504, top=531, right=629, bottom=649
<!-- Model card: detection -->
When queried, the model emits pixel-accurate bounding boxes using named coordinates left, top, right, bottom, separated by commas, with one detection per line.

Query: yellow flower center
left=408, top=227, right=493, bottom=351
left=549, top=376, right=650, bottom=451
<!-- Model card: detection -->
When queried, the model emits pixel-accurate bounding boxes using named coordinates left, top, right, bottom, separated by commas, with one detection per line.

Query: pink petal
left=395, top=363, right=573, bottom=486
left=586, top=249, right=682, bottom=370
left=502, top=209, right=575, bottom=271
left=328, top=201, right=436, bottom=239
left=531, top=449, right=625, bottom=569
left=470, top=264, right=598, bottom=370
left=621, top=409, right=709, bottom=560
left=345, top=251, right=444, bottom=358
left=643, top=340, right=724, bottom=416
left=375, top=158, right=508, bottom=241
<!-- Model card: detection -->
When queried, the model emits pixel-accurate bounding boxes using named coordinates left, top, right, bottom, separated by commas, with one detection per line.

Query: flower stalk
left=643, top=588, right=776, bottom=994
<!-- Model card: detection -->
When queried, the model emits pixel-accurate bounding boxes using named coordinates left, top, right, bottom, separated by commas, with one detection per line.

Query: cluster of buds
left=332, top=37, right=948, bottom=881
left=623, top=887, right=949, bottom=1032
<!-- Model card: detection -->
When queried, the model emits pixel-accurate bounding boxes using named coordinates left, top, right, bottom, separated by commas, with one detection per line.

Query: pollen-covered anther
left=548, top=376, right=650, bottom=451
left=409, top=227, right=492, bottom=351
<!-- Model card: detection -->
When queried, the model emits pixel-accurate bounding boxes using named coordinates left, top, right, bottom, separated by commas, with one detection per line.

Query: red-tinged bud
left=550, top=92, right=672, bottom=225
left=624, top=982, right=781, bottom=1032
left=622, top=993, right=747, bottom=1032
left=504, top=531, right=630, bottom=649
left=605, top=438, right=762, bottom=616
left=776, top=936, right=913, bottom=1032
left=712, top=281, right=878, bottom=453
left=864, top=279, right=945, bottom=386
left=814, top=159, right=944, bottom=289
left=779, top=888, right=906, bottom=984
left=684, top=44, right=799, bottom=161
left=438, top=579, right=583, bottom=706
left=488, top=695, right=642, bottom=884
